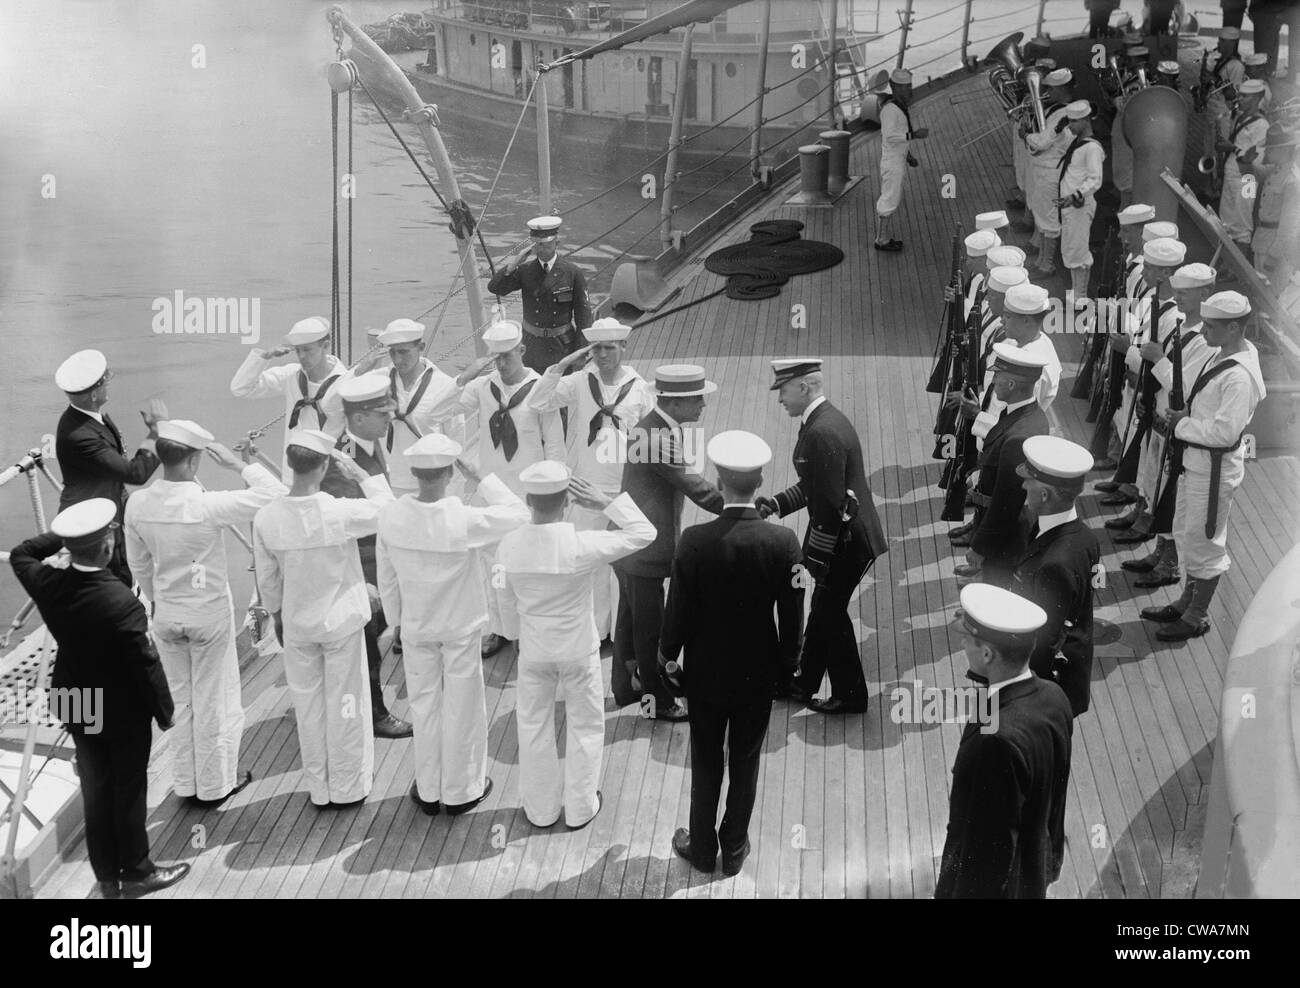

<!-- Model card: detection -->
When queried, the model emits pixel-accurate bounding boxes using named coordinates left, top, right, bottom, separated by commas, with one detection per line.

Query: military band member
left=124, top=419, right=286, bottom=804
left=486, top=215, right=593, bottom=374
left=1206, top=27, right=1246, bottom=141
left=935, top=583, right=1073, bottom=899
left=1053, top=101, right=1105, bottom=310
left=1024, top=68, right=1077, bottom=275
left=1241, top=51, right=1272, bottom=111
left=759, top=359, right=887, bottom=714
left=1013, top=436, right=1100, bottom=717
left=611, top=365, right=724, bottom=717
left=873, top=68, right=929, bottom=252
left=253, top=429, right=395, bottom=807
left=1254, top=125, right=1300, bottom=287
left=661, top=432, right=804, bottom=877
left=1010, top=54, right=1055, bottom=223
left=1142, top=291, right=1266, bottom=641
left=1217, top=80, right=1270, bottom=259
left=497, top=461, right=656, bottom=828
left=229, top=316, right=351, bottom=479
left=376, top=435, right=530, bottom=816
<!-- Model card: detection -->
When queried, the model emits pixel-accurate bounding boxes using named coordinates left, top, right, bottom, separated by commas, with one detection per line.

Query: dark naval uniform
left=969, top=400, right=1049, bottom=587
left=487, top=256, right=593, bottom=373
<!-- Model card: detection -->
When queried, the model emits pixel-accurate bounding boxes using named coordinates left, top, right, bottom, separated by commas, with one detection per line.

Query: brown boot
left=1157, top=576, right=1217, bottom=641
left=1135, top=539, right=1180, bottom=588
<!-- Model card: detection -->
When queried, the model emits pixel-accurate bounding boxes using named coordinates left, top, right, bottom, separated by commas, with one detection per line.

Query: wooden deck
left=35, top=68, right=1300, bottom=899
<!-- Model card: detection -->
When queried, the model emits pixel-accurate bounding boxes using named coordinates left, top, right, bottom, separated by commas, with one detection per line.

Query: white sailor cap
left=957, top=583, right=1047, bottom=647
left=286, top=316, right=331, bottom=346
left=1064, top=99, right=1092, bottom=120
left=975, top=210, right=1009, bottom=231
left=1003, top=282, right=1051, bottom=316
left=769, top=357, right=822, bottom=391
left=55, top=349, right=109, bottom=393
left=991, top=340, right=1050, bottom=379
left=519, top=459, right=570, bottom=495
left=483, top=320, right=524, bottom=353
left=1043, top=68, right=1073, bottom=87
left=1015, top=435, right=1093, bottom=490
left=583, top=316, right=631, bottom=343
left=889, top=68, right=912, bottom=85
left=1220, top=26, right=1241, bottom=40
left=1118, top=203, right=1156, bottom=225
left=50, top=498, right=118, bottom=549
left=986, top=245, right=1026, bottom=268
left=656, top=364, right=718, bottom=397
left=1239, top=79, right=1266, bottom=96
left=404, top=433, right=462, bottom=469
left=1143, top=237, right=1187, bottom=266
left=964, top=229, right=1001, bottom=257
left=156, top=419, right=214, bottom=450
left=1157, top=60, right=1181, bottom=75
left=527, top=215, right=563, bottom=240
left=286, top=429, right=337, bottom=457
left=337, top=372, right=395, bottom=410
left=706, top=430, right=772, bottom=473
left=1201, top=290, right=1251, bottom=320
left=987, top=266, right=1030, bottom=294
left=1243, top=53, right=1268, bottom=67
left=1169, top=263, right=1216, bottom=289
left=1142, top=220, right=1178, bottom=241
left=366, top=326, right=383, bottom=340
left=377, top=318, right=425, bottom=346
left=1112, top=11, right=1132, bottom=28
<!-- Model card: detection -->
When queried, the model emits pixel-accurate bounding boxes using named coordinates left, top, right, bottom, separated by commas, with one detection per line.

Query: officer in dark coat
left=10, top=499, right=188, bottom=900
left=53, top=349, right=164, bottom=586
left=1013, top=436, right=1101, bottom=716
left=659, top=431, right=804, bottom=877
left=757, top=359, right=887, bottom=714
left=320, top=372, right=413, bottom=739
left=935, top=583, right=1073, bottom=899
left=486, top=215, right=593, bottom=374
left=958, top=342, right=1050, bottom=589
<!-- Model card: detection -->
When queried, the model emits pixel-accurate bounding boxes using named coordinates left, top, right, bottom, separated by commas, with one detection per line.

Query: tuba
left=985, top=32, right=1026, bottom=115
left=1023, top=68, right=1047, bottom=132
left=1124, top=84, right=1189, bottom=216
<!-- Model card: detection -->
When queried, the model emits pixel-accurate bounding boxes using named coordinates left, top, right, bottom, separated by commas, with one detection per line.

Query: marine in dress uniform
left=496, top=461, right=656, bottom=827
left=486, top=215, right=593, bottom=374
left=1217, top=81, right=1270, bottom=257
left=1012, top=437, right=1101, bottom=717
left=661, top=432, right=804, bottom=876
left=759, top=359, right=887, bottom=714
left=229, top=316, right=354, bottom=480
left=10, top=499, right=188, bottom=900
left=873, top=68, right=929, bottom=252
left=124, top=420, right=286, bottom=803
left=1206, top=27, right=1246, bottom=142
left=252, top=428, right=396, bottom=806
left=1024, top=68, right=1077, bottom=275
left=53, top=349, right=164, bottom=587
left=1142, top=292, right=1267, bottom=641
left=376, top=435, right=530, bottom=816
left=935, top=583, right=1073, bottom=899
left=527, top=317, right=655, bottom=640
left=1054, top=101, right=1105, bottom=309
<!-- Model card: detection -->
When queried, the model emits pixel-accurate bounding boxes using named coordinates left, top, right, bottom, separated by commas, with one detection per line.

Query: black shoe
left=774, top=682, right=811, bottom=703
left=1140, top=603, right=1185, bottom=623
left=873, top=239, right=903, bottom=252
left=1156, top=618, right=1210, bottom=642
left=190, top=769, right=253, bottom=808
left=809, top=695, right=869, bottom=715
left=722, top=837, right=752, bottom=877
left=1100, top=492, right=1137, bottom=507
left=566, top=791, right=603, bottom=831
left=1134, top=570, right=1181, bottom=588
left=445, top=777, right=493, bottom=816
left=1113, top=527, right=1153, bottom=544
left=409, top=782, right=441, bottom=816
left=1120, top=556, right=1157, bottom=573
left=327, top=797, right=367, bottom=809
left=949, top=533, right=972, bottom=548
left=90, top=880, right=121, bottom=900
left=1104, top=512, right=1138, bottom=530
left=1094, top=479, right=1122, bottom=492
left=656, top=701, right=689, bottom=721
left=373, top=713, right=414, bottom=739
left=948, top=522, right=974, bottom=539
left=671, top=828, right=716, bottom=873
left=953, top=562, right=981, bottom=578
left=120, top=863, right=190, bottom=899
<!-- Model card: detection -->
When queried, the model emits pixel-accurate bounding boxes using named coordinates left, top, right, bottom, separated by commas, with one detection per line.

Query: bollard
left=820, top=129, right=852, bottom=195
left=790, top=144, right=832, bottom=205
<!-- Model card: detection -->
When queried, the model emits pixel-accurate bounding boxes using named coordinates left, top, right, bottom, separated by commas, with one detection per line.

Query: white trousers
left=1219, top=157, right=1255, bottom=243
left=1060, top=197, right=1096, bottom=269
left=1029, top=159, right=1063, bottom=234
left=1136, top=429, right=1167, bottom=504
left=282, top=629, right=374, bottom=805
left=876, top=153, right=905, bottom=217
left=403, top=632, right=487, bottom=805
left=515, top=652, right=605, bottom=827
left=1174, top=466, right=1239, bottom=578
left=153, top=608, right=244, bottom=800
left=568, top=501, right=618, bottom=640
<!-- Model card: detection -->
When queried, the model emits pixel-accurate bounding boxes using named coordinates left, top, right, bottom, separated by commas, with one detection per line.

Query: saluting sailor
left=124, top=419, right=286, bottom=805
left=1142, top=291, right=1266, bottom=642
left=496, top=461, right=656, bottom=828
left=1217, top=79, right=1270, bottom=259
left=252, top=428, right=396, bottom=807
left=486, top=215, right=593, bottom=373
left=872, top=68, right=929, bottom=252
left=1053, top=100, right=1105, bottom=310
left=1024, top=68, right=1077, bottom=275
left=376, top=435, right=530, bottom=817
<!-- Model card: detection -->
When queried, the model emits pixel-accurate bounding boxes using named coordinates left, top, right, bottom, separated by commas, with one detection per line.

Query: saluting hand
left=329, top=449, right=370, bottom=485
left=454, top=458, right=481, bottom=485
left=140, top=398, right=168, bottom=439
left=556, top=343, right=595, bottom=371
left=206, top=442, right=245, bottom=472
left=568, top=476, right=611, bottom=510
left=264, top=345, right=294, bottom=359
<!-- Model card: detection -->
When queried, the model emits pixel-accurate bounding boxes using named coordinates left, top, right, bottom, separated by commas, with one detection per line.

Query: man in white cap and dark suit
left=252, top=428, right=395, bottom=807
left=873, top=68, right=929, bottom=252
left=935, top=583, right=1073, bottom=899
left=53, top=348, right=166, bottom=586
left=1054, top=101, right=1105, bottom=309
left=1024, top=68, right=1077, bottom=275
left=229, top=316, right=352, bottom=479
left=527, top=316, right=654, bottom=641
left=377, top=434, right=530, bottom=816
left=758, top=359, right=888, bottom=714
left=660, top=431, right=804, bottom=876
left=1216, top=80, right=1270, bottom=260
left=10, top=499, right=188, bottom=899
left=486, top=215, right=593, bottom=373
left=124, top=419, right=286, bottom=804
left=496, top=460, right=656, bottom=828
left=1142, top=291, right=1265, bottom=642
left=611, top=365, right=724, bottom=718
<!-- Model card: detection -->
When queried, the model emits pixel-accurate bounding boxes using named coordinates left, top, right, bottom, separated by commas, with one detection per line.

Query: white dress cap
left=583, top=316, right=631, bottom=343
left=527, top=216, right=563, bottom=240
left=975, top=210, right=1009, bottom=231
left=1117, top=203, right=1156, bottom=225
left=1064, top=99, right=1091, bottom=120
left=1142, top=220, right=1178, bottom=242
left=1142, top=237, right=1187, bottom=266
left=50, top=498, right=117, bottom=542
left=992, top=340, right=1051, bottom=377
left=706, top=430, right=773, bottom=473
left=1016, top=435, right=1094, bottom=486
left=54, top=349, right=108, bottom=393
left=964, top=229, right=1001, bottom=257
left=958, top=583, right=1048, bottom=641
left=377, top=318, right=425, bottom=346
left=986, top=245, right=1026, bottom=268
left=1003, top=282, right=1051, bottom=315
left=1043, top=68, right=1073, bottom=86
left=519, top=459, right=570, bottom=495
left=1201, top=291, right=1251, bottom=320
left=156, top=419, right=214, bottom=450
left=987, top=266, right=1030, bottom=294
left=337, top=372, right=392, bottom=405
left=1243, top=53, right=1268, bottom=67
left=1169, top=263, right=1216, bottom=289
left=483, top=320, right=524, bottom=353
left=404, top=433, right=463, bottom=469
left=286, top=429, right=338, bottom=456
left=286, top=316, right=331, bottom=346
left=1158, top=60, right=1181, bottom=74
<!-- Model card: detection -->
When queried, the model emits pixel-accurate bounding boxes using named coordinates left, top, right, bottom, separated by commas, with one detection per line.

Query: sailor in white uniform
left=124, top=419, right=286, bottom=803
left=972, top=282, right=1062, bottom=442
left=496, top=461, right=655, bottom=828
left=526, top=316, right=654, bottom=640
left=1216, top=80, right=1270, bottom=254
left=961, top=229, right=1001, bottom=318
left=1054, top=101, right=1105, bottom=310
left=376, top=435, right=530, bottom=816
left=952, top=266, right=1031, bottom=461
left=1206, top=26, right=1246, bottom=142
left=873, top=68, right=929, bottom=252
left=229, top=316, right=353, bottom=479
left=1025, top=68, right=1077, bottom=275
left=252, top=428, right=394, bottom=807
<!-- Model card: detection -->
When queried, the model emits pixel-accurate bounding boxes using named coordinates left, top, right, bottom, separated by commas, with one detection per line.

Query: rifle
left=1149, top=320, right=1186, bottom=526
left=1114, top=291, right=1164, bottom=484
left=1071, top=226, right=1114, bottom=400
left=1193, top=48, right=1210, bottom=113
left=933, top=295, right=968, bottom=465
left=1088, top=240, right=1127, bottom=423
left=926, top=231, right=963, bottom=394
left=939, top=284, right=985, bottom=519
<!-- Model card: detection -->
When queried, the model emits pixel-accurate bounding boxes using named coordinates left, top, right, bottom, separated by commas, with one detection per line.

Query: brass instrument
left=1132, top=66, right=1149, bottom=92
left=1023, top=68, right=1047, bottom=133
left=1124, top=84, right=1189, bottom=217
left=1108, top=55, right=1125, bottom=93
left=984, top=32, right=1027, bottom=117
